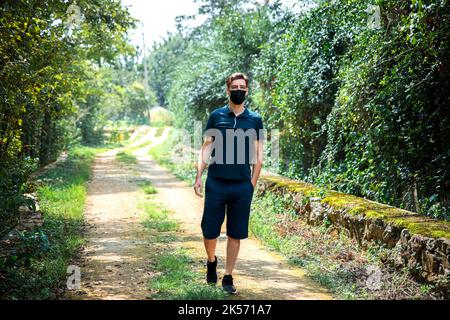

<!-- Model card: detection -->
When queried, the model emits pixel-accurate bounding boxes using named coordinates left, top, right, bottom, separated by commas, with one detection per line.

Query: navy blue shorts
left=201, top=175, right=254, bottom=240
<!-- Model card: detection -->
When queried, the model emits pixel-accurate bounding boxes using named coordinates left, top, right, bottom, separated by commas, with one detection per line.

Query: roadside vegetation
left=250, top=191, right=442, bottom=300
left=0, top=146, right=104, bottom=299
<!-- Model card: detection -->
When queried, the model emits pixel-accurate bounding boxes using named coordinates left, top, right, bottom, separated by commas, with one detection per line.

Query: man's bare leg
left=225, top=236, right=240, bottom=275
left=204, top=237, right=217, bottom=262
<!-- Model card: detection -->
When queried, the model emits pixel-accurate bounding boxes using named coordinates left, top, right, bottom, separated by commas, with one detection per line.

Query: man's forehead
left=230, top=79, right=247, bottom=86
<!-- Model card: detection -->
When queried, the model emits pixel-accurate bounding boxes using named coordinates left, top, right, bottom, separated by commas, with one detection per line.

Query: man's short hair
left=226, top=72, right=249, bottom=89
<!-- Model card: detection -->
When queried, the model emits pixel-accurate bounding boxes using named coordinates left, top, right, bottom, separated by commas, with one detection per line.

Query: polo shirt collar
left=226, top=104, right=249, bottom=118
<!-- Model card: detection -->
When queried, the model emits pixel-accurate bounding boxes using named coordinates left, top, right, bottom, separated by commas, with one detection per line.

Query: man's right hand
left=194, top=176, right=203, bottom=197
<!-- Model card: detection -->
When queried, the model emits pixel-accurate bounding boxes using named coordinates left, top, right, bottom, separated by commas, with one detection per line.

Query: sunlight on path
left=72, top=149, right=152, bottom=300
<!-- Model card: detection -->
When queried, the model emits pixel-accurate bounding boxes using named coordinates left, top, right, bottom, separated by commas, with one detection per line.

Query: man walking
left=194, top=72, right=264, bottom=294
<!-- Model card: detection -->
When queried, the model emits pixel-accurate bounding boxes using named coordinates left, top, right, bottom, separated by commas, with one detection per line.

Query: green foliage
left=150, top=107, right=175, bottom=127
left=147, top=34, right=189, bottom=107
left=255, top=0, right=363, bottom=174
left=0, top=146, right=98, bottom=299
left=305, top=0, right=450, bottom=218
left=142, top=185, right=157, bottom=195
left=148, top=0, right=281, bottom=131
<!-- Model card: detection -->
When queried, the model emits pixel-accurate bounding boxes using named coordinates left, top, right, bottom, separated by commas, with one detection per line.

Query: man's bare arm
left=194, top=136, right=213, bottom=197
left=251, top=139, right=264, bottom=188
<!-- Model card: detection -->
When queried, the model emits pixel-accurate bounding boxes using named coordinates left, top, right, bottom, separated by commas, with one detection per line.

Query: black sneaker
left=206, top=256, right=218, bottom=284
left=222, top=274, right=237, bottom=294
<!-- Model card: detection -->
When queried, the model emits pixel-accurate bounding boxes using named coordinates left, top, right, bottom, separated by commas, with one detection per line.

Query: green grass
left=138, top=180, right=179, bottom=232
left=137, top=180, right=157, bottom=195
left=142, top=185, right=157, bottom=195
left=149, top=249, right=227, bottom=300
left=154, top=127, right=165, bottom=137
left=154, top=233, right=178, bottom=243
left=0, top=145, right=102, bottom=299
left=125, top=140, right=153, bottom=153
left=139, top=183, right=227, bottom=300
left=142, top=201, right=180, bottom=232
left=116, top=151, right=138, bottom=165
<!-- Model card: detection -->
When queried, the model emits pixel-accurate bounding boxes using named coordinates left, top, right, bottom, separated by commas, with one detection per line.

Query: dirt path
left=67, top=128, right=172, bottom=300
left=72, top=129, right=332, bottom=300
left=71, top=149, right=152, bottom=299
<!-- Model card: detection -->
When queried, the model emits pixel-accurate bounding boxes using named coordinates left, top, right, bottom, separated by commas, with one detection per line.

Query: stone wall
left=257, top=175, right=450, bottom=290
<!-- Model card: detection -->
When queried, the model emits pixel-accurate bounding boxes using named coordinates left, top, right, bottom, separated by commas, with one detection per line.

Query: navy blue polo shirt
left=203, top=104, right=264, bottom=181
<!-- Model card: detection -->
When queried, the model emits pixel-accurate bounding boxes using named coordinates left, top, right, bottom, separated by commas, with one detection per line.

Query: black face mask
left=229, top=89, right=246, bottom=105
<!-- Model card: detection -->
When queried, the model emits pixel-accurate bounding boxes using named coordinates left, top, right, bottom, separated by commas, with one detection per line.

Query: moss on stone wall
left=260, top=175, right=450, bottom=240
left=261, top=175, right=319, bottom=195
